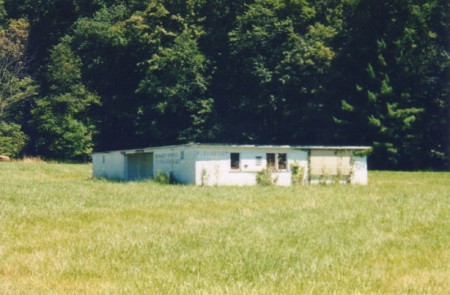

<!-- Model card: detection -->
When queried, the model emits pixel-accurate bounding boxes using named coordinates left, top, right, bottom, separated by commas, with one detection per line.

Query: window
left=255, top=156, right=262, bottom=166
left=230, top=153, right=240, bottom=170
left=266, top=153, right=287, bottom=170
left=278, top=153, right=287, bottom=170
left=266, top=153, right=276, bottom=169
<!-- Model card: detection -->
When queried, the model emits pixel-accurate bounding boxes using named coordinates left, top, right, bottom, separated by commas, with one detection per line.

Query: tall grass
left=1, top=162, right=449, bottom=294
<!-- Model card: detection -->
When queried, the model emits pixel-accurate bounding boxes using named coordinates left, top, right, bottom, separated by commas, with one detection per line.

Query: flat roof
left=193, top=143, right=371, bottom=150
left=93, top=143, right=371, bottom=155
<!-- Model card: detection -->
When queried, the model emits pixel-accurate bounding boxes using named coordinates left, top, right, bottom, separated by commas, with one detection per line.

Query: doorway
left=127, top=153, right=154, bottom=180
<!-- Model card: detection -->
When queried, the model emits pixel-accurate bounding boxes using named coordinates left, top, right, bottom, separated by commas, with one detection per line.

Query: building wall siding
left=153, top=147, right=197, bottom=184
left=92, top=145, right=369, bottom=186
left=194, top=147, right=308, bottom=186
left=92, top=151, right=126, bottom=180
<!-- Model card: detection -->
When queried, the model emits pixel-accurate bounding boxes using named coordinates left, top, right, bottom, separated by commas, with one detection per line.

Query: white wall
left=92, top=151, right=126, bottom=180
left=92, top=145, right=368, bottom=186
left=351, top=156, right=368, bottom=185
left=152, top=146, right=197, bottom=184
left=194, top=147, right=308, bottom=186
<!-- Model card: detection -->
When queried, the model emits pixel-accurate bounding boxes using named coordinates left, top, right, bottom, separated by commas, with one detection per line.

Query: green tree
left=71, top=1, right=214, bottom=149
left=32, top=37, right=99, bottom=161
left=137, top=26, right=213, bottom=143
left=0, top=0, right=446, bottom=169
left=70, top=1, right=238, bottom=148
left=332, top=0, right=449, bottom=169
left=0, top=122, right=27, bottom=157
left=0, top=0, right=6, bottom=21
left=3, top=0, right=106, bottom=75
left=0, top=19, right=37, bottom=121
left=228, top=0, right=336, bottom=143
left=0, top=18, right=37, bottom=157
left=71, top=4, right=160, bottom=150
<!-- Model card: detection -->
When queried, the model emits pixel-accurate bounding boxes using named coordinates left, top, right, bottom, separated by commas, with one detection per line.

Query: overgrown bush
left=154, top=171, right=176, bottom=184
left=256, top=168, right=277, bottom=186
left=290, top=162, right=304, bottom=185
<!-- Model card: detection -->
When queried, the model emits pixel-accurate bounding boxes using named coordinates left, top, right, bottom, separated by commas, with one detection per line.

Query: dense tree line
left=0, top=0, right=448, bottom=169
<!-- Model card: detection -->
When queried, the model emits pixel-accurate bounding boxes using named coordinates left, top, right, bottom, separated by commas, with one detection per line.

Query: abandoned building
left=92, top=143, right=370, bottom=186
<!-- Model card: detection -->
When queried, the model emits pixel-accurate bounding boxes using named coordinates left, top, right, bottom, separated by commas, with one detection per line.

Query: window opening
left=266, top=153, right=287, bottom=170
left=255, top=156, right=262, bottom=166
left=230, top=153, right=240, bottom=170
left=267, top=153, right=276, bottom=169
left=278, top=153, right=287, bottom=170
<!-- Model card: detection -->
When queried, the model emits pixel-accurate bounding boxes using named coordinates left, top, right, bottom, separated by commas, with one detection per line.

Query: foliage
left=31, top=37, right=99, bottom=161
left=290, top=161, right=304, bottom=185
left=332, top=0, right=449, bottom=169
left=137, top=25, right=214, bottom=143
left=227, top=0, right=337, bottom=143
left=0, top=17, right=37, bottom=157
left=0, top=18, right=37, bottom=121
left=154, top=171, right=175, bottom=184
left=0, top=0, right=5, bottom=21
left=256, top=167, right=277, bottom=186
left=0, top=121, right=27, bottom=157
left=0, top=0, right=448, bottom=169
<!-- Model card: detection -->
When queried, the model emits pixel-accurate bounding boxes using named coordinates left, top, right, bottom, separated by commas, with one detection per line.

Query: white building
left=92, top=143, right=370, bottom=186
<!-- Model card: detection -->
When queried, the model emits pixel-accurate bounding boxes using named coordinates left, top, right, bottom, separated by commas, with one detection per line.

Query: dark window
left=278, top=153, right=287, bottom=170
left=230, top=153, right=240, bottom=169
left=267, top=153, right=276, bottom=169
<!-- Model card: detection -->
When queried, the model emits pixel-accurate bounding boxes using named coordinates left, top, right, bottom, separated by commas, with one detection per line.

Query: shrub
left=290, top=162, right=305, bottom=185
left=154, top=171, right=176, bottom=184
left=256, top=168, right=277, bottom=186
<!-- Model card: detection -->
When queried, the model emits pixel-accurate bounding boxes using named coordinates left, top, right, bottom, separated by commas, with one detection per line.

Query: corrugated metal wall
left=309, top=150, right=353, bottom=176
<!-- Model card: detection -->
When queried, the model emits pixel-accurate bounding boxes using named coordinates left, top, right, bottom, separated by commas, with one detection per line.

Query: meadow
left=0, top=162, right=449, bottom=294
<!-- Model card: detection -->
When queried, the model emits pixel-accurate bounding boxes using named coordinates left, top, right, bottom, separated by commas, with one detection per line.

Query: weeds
left=256, top=168, right=278, bottom=186
left=290, top=162, right=304, bottom=185
left=154, top=171, right=175, bottom=184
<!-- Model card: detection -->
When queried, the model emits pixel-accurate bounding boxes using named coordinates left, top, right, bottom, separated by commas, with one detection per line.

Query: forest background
left=0, top=0, right=448, bottom=170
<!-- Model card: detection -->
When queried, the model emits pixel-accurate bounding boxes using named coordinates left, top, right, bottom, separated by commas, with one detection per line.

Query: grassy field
left=0, top=162, right=449, bottom=294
